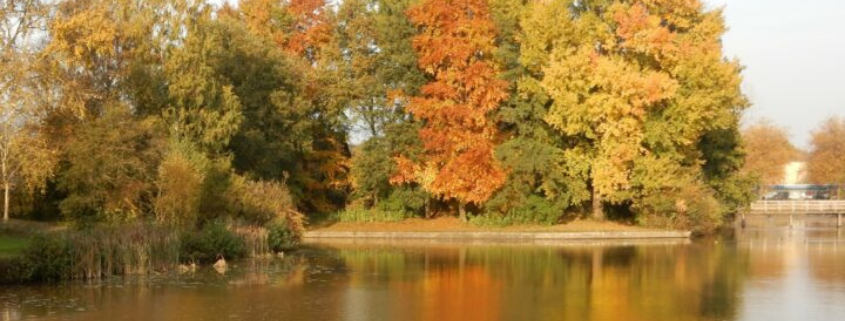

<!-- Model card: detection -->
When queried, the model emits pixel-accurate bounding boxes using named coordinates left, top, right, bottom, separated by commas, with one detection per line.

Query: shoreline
left=303, top=230, right=692, bottom=241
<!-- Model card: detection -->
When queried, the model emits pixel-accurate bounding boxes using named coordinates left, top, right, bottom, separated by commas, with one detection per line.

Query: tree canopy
left=807, top=117, right=845, bottom=184
left=741, top=119, right=799, bottom=185
left=1, top=0, right=763, bottom=231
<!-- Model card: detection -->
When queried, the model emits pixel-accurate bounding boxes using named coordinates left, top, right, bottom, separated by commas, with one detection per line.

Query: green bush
left=334, top=207, right=409, bottom=223
left=475, top=196, right=566, bottom=227
left=635, top=183, right=724, bottom=233
left=378, top=188, right=426, bottom=215
left=13, top=234, right=74, bottom=282
left=180, top=222, right=245, bottom=263
left=267, top=220, right=301, bottom=252
left=334, top=188, right=425, bottom=224
left=469, top=214, right=516, bottom=227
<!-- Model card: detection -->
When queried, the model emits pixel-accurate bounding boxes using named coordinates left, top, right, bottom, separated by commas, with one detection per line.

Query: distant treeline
left=743, top=117, right=845, bottom=186
left=0, top=0, right=755, bottom=232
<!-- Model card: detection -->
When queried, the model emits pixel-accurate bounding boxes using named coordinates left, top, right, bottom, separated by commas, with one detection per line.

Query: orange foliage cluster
left=284, top=0, right=333, bottom=57
left=239, top=0, right=332, bottom=58
left=396, top=0, right=508, bottom=205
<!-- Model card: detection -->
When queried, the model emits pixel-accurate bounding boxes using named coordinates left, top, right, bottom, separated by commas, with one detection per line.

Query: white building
left=783, top=162, right=807, bottom=185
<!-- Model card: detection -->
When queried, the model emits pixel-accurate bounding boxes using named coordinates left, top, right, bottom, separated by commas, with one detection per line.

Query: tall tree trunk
left=592, top=190, right=605, bottom=220
left=458, top=202, right=467, bottom=222
left=3, top=182, right=9, bottom=223
left=424, top=194, right=431, bottom=218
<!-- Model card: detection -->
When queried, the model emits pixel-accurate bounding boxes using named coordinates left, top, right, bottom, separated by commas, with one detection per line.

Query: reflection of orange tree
left=339, top=246, right=501, bottom=321
left=334, top=243, right=748, bottom=321
left=419, top=265, right=501, bottom=321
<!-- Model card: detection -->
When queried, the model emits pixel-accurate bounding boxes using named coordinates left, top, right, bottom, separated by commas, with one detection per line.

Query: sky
left=706, top=0, right=845, bottom=149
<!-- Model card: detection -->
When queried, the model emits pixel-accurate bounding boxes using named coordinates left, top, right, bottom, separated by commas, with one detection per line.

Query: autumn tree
left=37, top=0, right=189, bottom=224
left=0, top=71, right=57, bottom=222
left=0, top=81, right=57, bottom=222
left=807, top=116, right=845, bottom=184
left=336, top=0, right=429, bottom=210
left=540, top=0, right=748, bottom=225
left=337, top=0, right=425, bottom=139
left=163, top=8, right=245, bottom=155
left=0, top=0, right=56, bottom=222
left=484, top=0, right=591, bottom=224
left=228, top=0, right=351, bottom=214
left=741, top=119, right=799, bottom=185
left=58, top=107, right=166, bottom=223
left=397, top=0, right=508, bottom=220
left=698, top=125, right=756, bottom=216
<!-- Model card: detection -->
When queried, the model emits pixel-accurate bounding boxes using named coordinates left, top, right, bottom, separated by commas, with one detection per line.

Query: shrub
left=377, top=188, right=426, bottom=215
left=635, top=183, right=724, bottom=233
left=154, top=142, right=206, bottom=228
left=469, top=213, right=515, bottom=227
left=334, top=188, right=425, bottom=224
left=180, top=222, right=245, bottom=263
left=14, top=234, right=73, bottom=282
left=334, top=208, right=409, bottom=223
left=267, top=219, right=301, bottom=252
left=474, top=196, right=566, bottom=227
left=228, top=176, right=304, bottom=229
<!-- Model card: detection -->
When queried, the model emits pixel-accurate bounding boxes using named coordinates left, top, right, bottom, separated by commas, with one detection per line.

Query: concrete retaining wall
left=303, top=230, right=691, bottom=240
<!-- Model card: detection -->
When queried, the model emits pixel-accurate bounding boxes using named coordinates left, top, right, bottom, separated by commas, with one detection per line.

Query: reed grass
left=62, top=225, right=180, bottom=279
left=231, top=224, right=270, bottom=258
left=3, top=221, right=301, bottom=283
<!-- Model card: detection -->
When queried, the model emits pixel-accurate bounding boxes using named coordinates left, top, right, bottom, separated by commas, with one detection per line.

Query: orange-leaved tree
left=394, top=0, right=508, bottom=220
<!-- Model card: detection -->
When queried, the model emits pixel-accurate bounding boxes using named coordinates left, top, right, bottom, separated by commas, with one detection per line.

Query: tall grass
left=231, top=224, right=270, bottom=258
left=2, top=221, right=302, bottom=284
left=68, top=225, right=180, bottom=278
left=10, top=224, right=180, bottom=282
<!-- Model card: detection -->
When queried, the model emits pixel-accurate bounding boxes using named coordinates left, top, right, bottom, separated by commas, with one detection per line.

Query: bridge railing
left=749, top=200, right=845, bottom=214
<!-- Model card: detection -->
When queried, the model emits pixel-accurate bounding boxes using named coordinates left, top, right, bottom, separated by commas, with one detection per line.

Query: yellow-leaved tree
left=538, top=0, right=748, bottom=227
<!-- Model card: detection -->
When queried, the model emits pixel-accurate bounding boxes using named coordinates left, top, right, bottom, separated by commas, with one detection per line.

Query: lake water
left=2, top=228, right=844, bottom=321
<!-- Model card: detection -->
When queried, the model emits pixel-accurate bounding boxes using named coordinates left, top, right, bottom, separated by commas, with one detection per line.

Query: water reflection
left=326, top=240, right=745, bottom=321
left=1, top=230, right=844, bottom=321
left=734, top=228, right=845, bottom=321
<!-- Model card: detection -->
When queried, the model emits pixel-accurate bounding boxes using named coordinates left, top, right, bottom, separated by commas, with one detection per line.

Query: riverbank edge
left=303, top=230, right=691, bottom=240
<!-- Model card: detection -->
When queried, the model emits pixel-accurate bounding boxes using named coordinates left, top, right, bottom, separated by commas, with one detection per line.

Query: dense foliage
left=741, top=119, right=799, bottom=185
left=807, top=117, right=845, bottom=184
left=1, top=0, right=762, bottom=232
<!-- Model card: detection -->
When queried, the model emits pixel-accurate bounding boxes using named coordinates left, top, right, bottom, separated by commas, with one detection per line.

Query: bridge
left=744, top=200, right=845, bottom=228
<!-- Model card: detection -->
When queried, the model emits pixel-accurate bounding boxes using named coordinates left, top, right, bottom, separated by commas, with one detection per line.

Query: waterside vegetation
left=6, top=0, right=844, bottom=284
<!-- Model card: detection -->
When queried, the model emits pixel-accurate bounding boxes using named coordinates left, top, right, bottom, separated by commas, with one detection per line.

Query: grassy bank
left=0, top=219, right=60, bottom=259
left=0, top=233, right=30, bottom=258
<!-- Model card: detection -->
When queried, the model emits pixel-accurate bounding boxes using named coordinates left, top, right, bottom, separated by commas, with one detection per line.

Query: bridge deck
left=748, top=200, right=845, bottom=215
